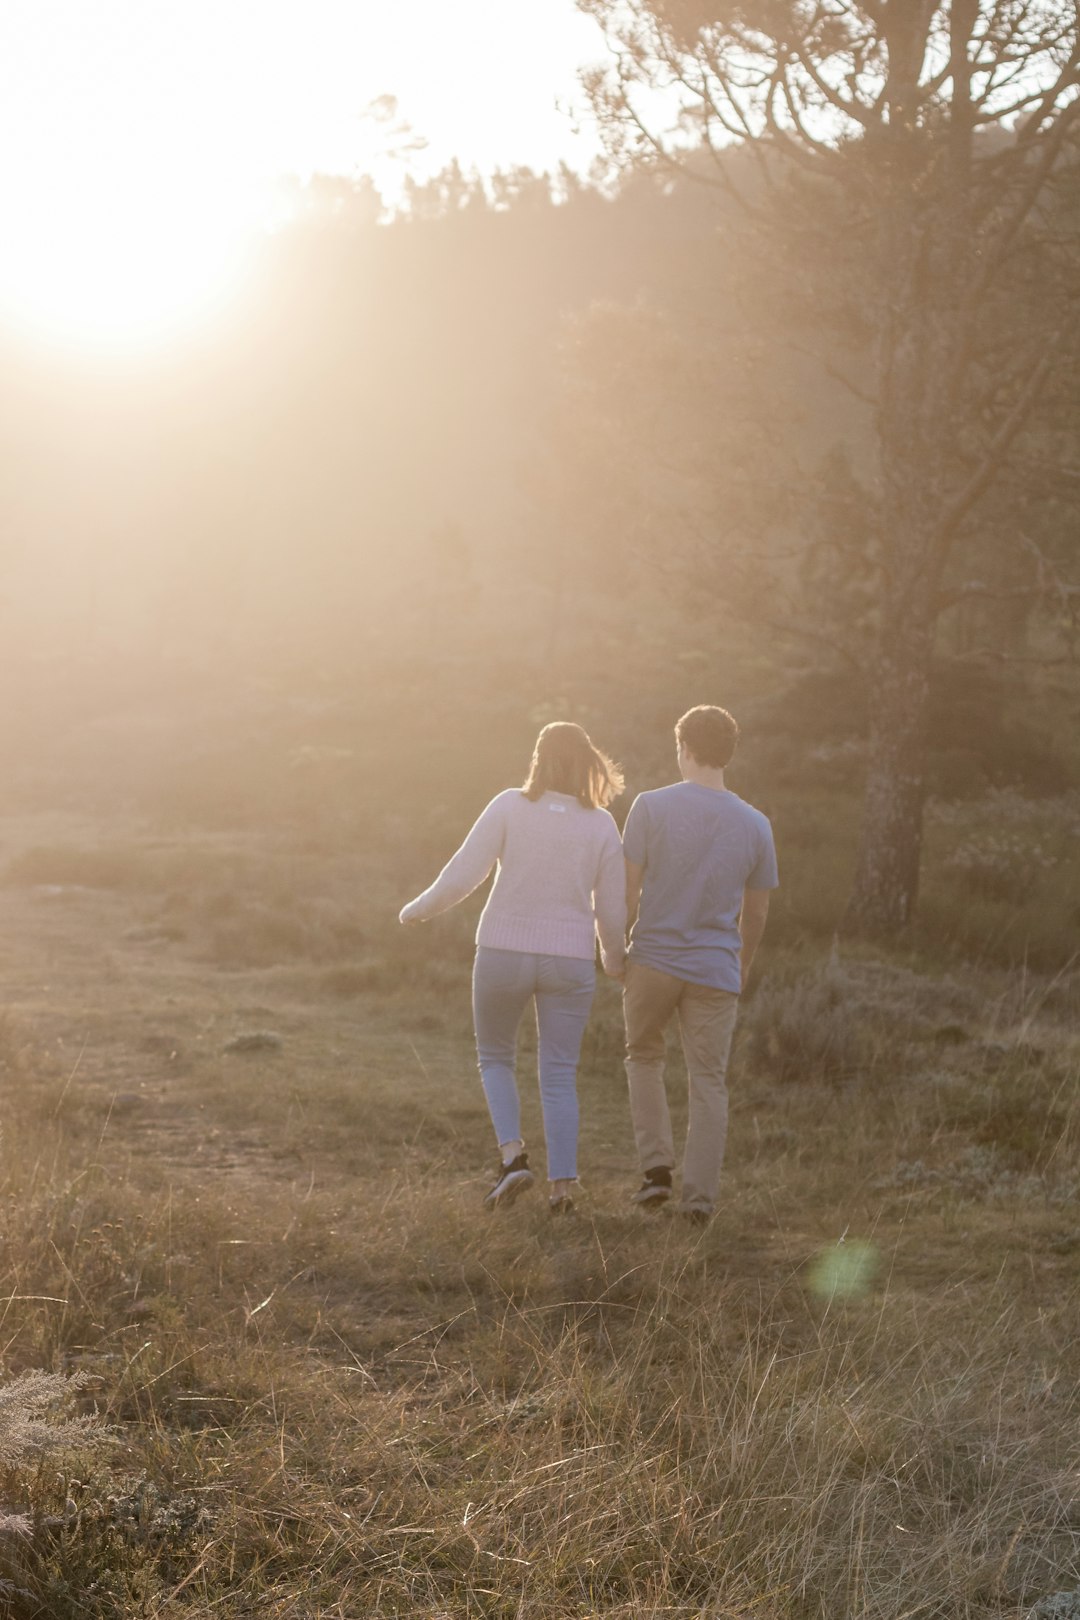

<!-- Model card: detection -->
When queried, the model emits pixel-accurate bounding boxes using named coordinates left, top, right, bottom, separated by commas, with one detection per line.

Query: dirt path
left=0, top=854, right=326, bottom=1185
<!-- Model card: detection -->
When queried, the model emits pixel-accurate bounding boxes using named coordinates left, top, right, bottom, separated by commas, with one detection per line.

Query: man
left=622, top=705, right=778, bottom=1221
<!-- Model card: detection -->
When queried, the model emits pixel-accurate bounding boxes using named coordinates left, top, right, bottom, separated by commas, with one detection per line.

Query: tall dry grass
left=0, top=941, right=1078, bottom=1617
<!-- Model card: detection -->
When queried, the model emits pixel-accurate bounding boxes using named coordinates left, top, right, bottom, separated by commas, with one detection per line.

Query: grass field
left=0, top=790, right=1078, bottom=1618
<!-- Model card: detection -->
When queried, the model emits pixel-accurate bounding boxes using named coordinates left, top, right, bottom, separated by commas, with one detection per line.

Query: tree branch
left=933, top=343, right=1059, bottom=555
left=965, top=89, right=1079, bottom=313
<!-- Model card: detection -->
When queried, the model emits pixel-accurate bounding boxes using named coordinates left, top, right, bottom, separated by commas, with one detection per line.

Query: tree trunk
left=844, top=620, right=933, bottom=935
left=842, top=11, right=966, bottom=936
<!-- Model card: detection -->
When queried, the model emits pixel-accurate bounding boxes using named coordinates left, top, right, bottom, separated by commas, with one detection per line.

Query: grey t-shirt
left=622, top=782, right=779, bottom=991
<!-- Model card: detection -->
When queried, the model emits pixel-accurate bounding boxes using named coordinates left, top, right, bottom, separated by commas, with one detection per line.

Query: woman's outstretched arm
left=399, top=794, right=508, bottom=924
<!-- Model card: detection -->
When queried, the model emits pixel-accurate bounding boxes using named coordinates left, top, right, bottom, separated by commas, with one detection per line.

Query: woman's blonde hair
left=522, top=722, right=624, bottom=810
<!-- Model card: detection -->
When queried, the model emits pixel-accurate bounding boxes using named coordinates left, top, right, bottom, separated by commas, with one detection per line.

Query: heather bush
left=741, top=957, right=872, bottom=1085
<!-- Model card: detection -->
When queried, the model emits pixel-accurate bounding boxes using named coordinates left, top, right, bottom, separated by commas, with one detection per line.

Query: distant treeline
left=0, top=162, right=857, bottom=671
left=0, top=158, right=1073, bottom=694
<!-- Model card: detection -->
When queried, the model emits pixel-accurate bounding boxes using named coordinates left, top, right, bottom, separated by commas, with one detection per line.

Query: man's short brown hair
left=675, top=705, right=740, bottom=769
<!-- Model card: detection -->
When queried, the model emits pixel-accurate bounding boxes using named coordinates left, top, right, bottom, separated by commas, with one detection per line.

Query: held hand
left=603, top=958, right=626, bottom=982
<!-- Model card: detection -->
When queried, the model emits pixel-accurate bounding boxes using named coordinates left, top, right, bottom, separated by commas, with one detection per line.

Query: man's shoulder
left=725, top=791, right=774, bottom=833
left=630, top=781, right=684, bottom=811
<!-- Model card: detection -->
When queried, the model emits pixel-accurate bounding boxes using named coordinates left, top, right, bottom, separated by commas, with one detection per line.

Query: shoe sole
left=483, top=1170, right=535, bottom=1209
left=631, top=1187, right=672, bottom=1209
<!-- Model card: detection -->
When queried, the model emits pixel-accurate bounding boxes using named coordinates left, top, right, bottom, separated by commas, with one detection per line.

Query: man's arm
left=595, top=825, right=628, bottom=978
left=625, top=858, right=645, bottom=932
left=739, top=889, right=771, bottom=982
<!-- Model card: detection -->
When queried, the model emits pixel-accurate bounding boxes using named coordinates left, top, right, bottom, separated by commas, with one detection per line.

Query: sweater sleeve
left=593, top=816, right=628, bottom=969
left=399, top=794, right=507, bottom=923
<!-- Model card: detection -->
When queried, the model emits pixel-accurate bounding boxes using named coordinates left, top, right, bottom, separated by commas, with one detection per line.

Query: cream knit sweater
left=399, top=789, right=627, bottom=969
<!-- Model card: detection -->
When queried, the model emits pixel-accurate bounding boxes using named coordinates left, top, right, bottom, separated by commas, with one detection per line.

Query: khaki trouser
left=623, top=960, right=739, bottom=1213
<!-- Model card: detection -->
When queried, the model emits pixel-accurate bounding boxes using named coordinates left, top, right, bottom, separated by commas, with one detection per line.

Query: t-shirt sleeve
left=746, top=818, right=779, bottom=890
left=622, top=795, right=649, bottom=865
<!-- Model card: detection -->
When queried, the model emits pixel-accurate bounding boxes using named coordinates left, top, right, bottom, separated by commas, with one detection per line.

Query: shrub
left=741, top=959, right=871, bottom=1085
left=0, top=1371, right=102, bottom=1476
left=944, top=831, right=1058, bottom=902
left=0, top=1370, right=110, bottom=1566
left=925, top=664, right=1072, bottom=796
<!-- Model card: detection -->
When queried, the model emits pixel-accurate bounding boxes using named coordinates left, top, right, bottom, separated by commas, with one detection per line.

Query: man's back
left=623, top=781, right=778, bottom=992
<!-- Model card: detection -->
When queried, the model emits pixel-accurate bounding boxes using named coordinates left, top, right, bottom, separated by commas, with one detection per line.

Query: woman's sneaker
left=631, top=1166, right=673, bottom=1208
left=483, top=1153, right=535, bottom=1209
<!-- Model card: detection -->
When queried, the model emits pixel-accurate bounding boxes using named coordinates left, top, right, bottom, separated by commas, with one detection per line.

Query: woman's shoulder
left=588, top=805, right=622, bottom=838
left=473, top=788, right=522, bottom=822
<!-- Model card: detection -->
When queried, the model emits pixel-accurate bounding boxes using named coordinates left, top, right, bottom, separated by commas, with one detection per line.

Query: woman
left=399, top=722, right=626, bottom=1213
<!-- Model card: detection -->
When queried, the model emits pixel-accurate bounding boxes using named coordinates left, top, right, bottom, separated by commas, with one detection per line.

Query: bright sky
left=0, top=0, right=607, bottom=344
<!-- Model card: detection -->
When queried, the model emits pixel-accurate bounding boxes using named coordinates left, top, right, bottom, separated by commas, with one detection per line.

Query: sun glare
left=0, top=0, right=603, bottom=349
left=0, top=4, right=271, bottom=351
left=0, top=106, right=268, bottom=353
left=0, top=167, right=261, bottom=350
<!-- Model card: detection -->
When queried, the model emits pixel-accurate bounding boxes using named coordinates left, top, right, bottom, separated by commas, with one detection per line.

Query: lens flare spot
left=808, top=1240, right=879, bottom=1301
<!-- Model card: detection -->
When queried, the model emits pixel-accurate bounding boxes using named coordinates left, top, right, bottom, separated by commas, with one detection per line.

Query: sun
left=0, top=0, right=602, bottom=348
left=0, top=161, right=261, bottom=350
left=0, top=117, right=265, bottom=354
left=0, top=4, right=272, bottom=351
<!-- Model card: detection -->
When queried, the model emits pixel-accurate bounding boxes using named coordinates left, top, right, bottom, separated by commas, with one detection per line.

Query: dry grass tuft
left=0, top=822, right=1078, bottom=1616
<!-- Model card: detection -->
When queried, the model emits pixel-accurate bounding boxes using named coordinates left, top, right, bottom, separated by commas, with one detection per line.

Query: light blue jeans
left=472, top=947, right=597, bottom=1182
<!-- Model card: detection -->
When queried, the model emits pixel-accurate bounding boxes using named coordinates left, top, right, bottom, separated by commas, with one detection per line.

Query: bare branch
left=933, top=344, right=1059, bottom=554
left=739, top=610, right=869, bottom=673
left=963, top=98, right=1080, bottom=314
left=778, top=334, right=879, bottom=407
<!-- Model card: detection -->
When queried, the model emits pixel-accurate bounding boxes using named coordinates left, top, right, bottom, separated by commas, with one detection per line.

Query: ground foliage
left=0, top=744, right=1077, bottom=1615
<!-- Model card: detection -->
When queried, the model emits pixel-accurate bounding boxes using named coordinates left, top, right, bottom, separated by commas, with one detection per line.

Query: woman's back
left=401, top=787, right=625, bottom=966
left=480, top=789, right=623, bottom=958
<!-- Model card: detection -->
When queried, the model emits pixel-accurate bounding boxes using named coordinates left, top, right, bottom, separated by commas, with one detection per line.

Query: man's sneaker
left=679, top=1206, right=711, bottom=1227
left=631, top=1166, right=673, bottom=1208
left=483, top=1154, right=534, bottom=1209
left=549, top=1194, right=575, bottom=1216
